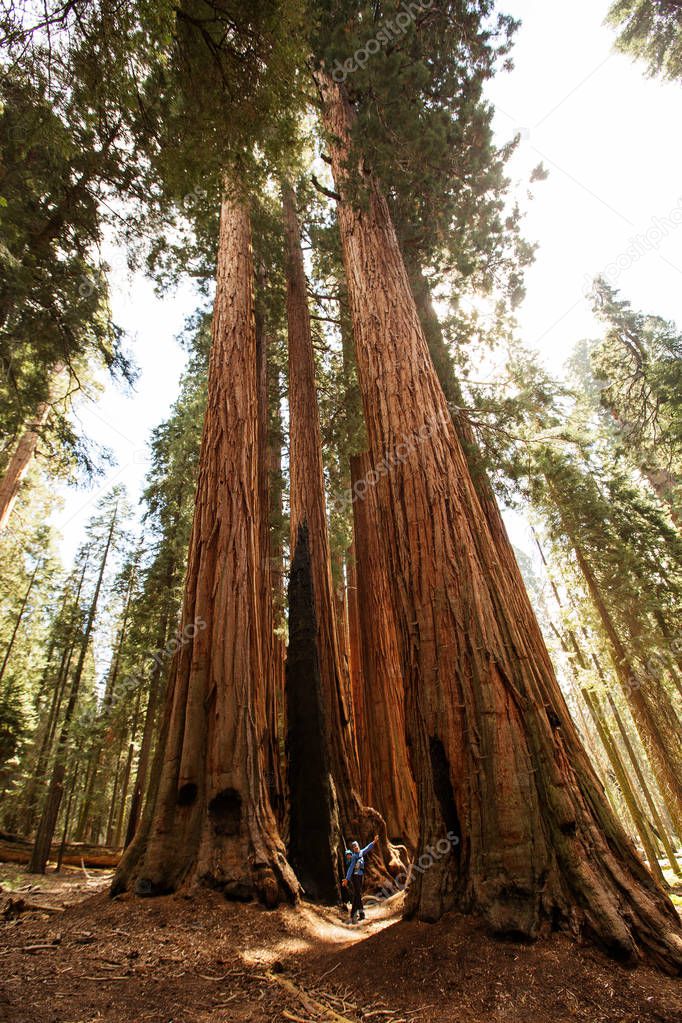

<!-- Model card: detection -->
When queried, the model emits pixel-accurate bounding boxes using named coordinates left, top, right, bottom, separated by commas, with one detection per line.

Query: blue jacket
left=345, top=840, right=375, bottom=881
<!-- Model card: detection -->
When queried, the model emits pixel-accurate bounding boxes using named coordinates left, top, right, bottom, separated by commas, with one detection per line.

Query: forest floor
left=0, top=863, right=681, bottom=1023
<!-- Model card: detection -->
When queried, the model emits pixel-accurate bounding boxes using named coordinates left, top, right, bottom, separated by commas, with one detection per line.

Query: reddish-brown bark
left=255, top=273, right=285, bottom=825
left=282, top=183, right=393, bottom=898
left=0, top=403, right=50, bottom=532
left=318, top=71, right=682, bottom=971
left=0, top=364, right=65, bottom=533
left=111, top=193, right=298, bottom=905
left=283, top=183, right=354, bottom=772
left=350, top=452, right=418, bottom=850
left=345, top=546, right=369, bottom=797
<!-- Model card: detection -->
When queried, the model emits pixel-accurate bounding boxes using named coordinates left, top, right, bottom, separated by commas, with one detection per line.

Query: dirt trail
left=1, top=866, right=681, bottom=1023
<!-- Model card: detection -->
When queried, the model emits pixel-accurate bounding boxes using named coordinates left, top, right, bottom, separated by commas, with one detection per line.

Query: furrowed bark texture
left=318, top=72, right=682, bottom=971
left=282, top=184, right=393, bottom=892
left=345, top=546, right=370, bottom=799
left=351, top=452, right=418, bottom=850
left=408, top=265, right=566, bottom=704
left=255, top=277, right=285, bottom=826
left=110, top=194, right=298, bottom=906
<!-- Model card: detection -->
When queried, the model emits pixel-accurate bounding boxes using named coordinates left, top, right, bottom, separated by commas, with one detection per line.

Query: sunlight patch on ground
left=240, top=935, right=312, bottom=966
left=286, top=891, right=406, bottom=948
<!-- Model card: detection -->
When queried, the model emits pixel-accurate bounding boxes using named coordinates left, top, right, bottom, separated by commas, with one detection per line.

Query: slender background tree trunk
left=29, top=510, right=116, bottom=873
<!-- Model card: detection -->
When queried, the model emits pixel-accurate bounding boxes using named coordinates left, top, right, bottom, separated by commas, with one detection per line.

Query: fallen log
left=0, top=830, right=120, bottom=869
left=3, top=897, right=64, bottom=919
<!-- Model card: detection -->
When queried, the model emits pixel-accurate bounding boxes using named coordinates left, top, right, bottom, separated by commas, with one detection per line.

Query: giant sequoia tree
left=317, top=71, right=682, bottom=970
left=113, top=193, right=299, bottom=902
left=282, top=183, right=391, bottom=898
left=71, top=0, right=310, bottom=898
left=283, top=183, right=348, bottom=899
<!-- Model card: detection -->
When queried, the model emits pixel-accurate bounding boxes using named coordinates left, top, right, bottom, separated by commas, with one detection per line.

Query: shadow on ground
left=1, top=865, right=681, bottom=1023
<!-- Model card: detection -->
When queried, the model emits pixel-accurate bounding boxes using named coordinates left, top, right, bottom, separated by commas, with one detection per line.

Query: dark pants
left=350, top=872, right=364, bottom=919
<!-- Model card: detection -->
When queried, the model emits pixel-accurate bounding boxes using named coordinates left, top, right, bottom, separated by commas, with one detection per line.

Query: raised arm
left=360, top=834, right=379, bottom=856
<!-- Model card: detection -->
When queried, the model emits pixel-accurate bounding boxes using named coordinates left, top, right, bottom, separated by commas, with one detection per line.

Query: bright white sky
left=52, top=0, right=682, bottom=565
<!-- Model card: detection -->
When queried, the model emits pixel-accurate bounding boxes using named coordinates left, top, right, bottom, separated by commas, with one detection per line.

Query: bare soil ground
left=1, top=864, right=681, bottom=1023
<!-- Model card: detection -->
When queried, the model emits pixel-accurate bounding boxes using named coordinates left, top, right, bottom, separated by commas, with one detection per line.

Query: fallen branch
left=317, top=962, right=341, bottom=983
left=268, top=972, right=357, bottom=1023
left=212, top=993, right=239, bottom=1007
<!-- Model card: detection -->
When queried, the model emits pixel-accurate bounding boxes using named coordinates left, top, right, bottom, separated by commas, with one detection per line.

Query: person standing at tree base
left=343, top=834, right=378, bottom=923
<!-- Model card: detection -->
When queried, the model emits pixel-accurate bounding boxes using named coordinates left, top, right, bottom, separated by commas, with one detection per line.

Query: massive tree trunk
left=111, top=193, right=298, bottom=906
left=282, top=182, right=386, bottom=900
left=345, top=545, right=369, bottom=798
left=255, top=272, right=285, bottom=827
left=29, top=509, right=116, bottom=873
left=408, top=264, right=563, bottom=693
left=350, top=452, right=418, bottom=849
left=318, top=71, right=682, bottom=971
